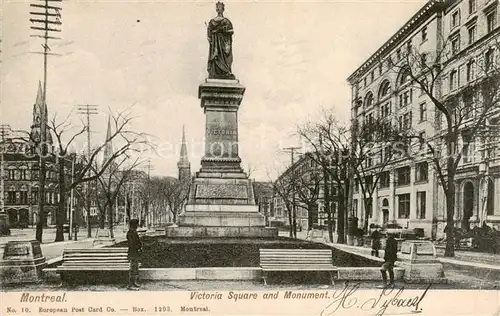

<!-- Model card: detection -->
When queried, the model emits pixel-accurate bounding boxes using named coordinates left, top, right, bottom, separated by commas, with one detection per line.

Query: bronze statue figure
left=207, top=2, right=235, bottom=80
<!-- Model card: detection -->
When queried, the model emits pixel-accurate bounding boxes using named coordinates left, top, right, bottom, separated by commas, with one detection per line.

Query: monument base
left=165, top=226, right=278, bottom=238
left=398, top=240, right=447, bottom=284
left=178, top=204, right=265, bottom=227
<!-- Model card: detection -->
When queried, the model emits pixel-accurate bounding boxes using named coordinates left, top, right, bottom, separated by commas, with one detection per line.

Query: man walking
left=127, top=219, right=142, bottom=290
left=378, top=234, right=397, bottom=288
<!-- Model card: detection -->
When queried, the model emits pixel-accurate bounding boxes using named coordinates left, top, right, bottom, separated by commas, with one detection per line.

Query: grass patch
left=113, top=236, right=381, bottom=268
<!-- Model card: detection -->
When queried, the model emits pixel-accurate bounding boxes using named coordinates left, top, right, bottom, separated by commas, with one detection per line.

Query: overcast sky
left=1, top=0, right=426, bottom=180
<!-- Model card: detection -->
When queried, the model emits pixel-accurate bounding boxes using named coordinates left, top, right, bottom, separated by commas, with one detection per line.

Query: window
left=406, top=41, right=412, bottom=53
left=485, top=48, right=494, bottom=71
left=463, top=140, right=475, bottom=163
left=450, top=70, right=458, bottom=90
left=451, top=10, right=461, bottom=28
left=379, top=64, right=383, bottom=75
left=396, top=166, right=411, bottom=186
left=365, top=93, right=374, bottom=107
left=451, top=35, right=460, bottom=54
left=379, top=81, right=391, bottom=99
left=421, top=53, right=428, bottom=66
left=463, top=92, right=474, bottom=119
left=466, top=60, right=476, bottom=81
left=416, top=162, right=428, bottom=182
left=354, top=179, right=359, bottom=193
left=398, top=193, right=411, bottom=219
left=403, top=111, right=412, bottom=129
left=421, top=26, right=427, bottom=42
left=487, top=10, right=497, bottom=33
left=364, top=77, right=367, bottom=87
left=419, top=103, right=427, bottom=121
left=379, top=171, right=390, bottom=188
left=353, top=199, right=358, bottom=217
left=417, top=191, right=426, bottom=219
left=396, top=48, right=401, bottom=60
left=371, top=71, right=375, bottom=82
left=469, top=0, right=476, bottom=14
left=468, top=24, right=476, bottom=45
left=381, top=102, right=391, bottom=117
left=400, top=90, right=411, bottom=107
left=418, top=132, right=426, bottom=150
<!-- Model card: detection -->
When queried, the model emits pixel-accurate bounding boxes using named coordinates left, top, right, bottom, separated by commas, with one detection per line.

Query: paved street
left=0, top=227, right=127, bottom=260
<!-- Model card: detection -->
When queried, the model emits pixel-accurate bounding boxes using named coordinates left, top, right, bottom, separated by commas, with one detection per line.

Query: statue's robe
left=207, top=17, right=235, bottom=79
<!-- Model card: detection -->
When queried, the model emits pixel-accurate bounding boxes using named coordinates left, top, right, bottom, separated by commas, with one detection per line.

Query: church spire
left=102, top=115, right=113, bottom=164
left=177, top=125, right=191, bottom=182
left=30, top=80, right=52, bottom=144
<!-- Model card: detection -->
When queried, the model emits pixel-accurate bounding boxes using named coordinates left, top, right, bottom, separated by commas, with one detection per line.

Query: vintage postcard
left=1, top=0, right=500, bottom=315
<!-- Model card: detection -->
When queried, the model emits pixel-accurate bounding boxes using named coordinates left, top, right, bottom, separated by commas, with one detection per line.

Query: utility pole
left=145, top=159, right=155, bottom=228
left=283, top=146, right=301, bottom=238
left=30, top=0, right=62, bottom=242
left=0, top=125, right=11, bottom=227
left=77, top=105, right=98, bottom=238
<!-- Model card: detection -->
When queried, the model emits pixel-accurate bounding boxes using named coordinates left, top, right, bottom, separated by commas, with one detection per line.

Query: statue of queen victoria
left=207, top=2, right=235, bottom=80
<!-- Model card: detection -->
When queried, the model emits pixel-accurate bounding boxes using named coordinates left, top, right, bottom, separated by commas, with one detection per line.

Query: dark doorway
left=462, top=182, right=474, bottom=231
left=382, top=199, right=389, bottom=225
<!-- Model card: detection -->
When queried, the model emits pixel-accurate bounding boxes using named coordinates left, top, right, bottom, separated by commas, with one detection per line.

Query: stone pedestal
left=0, top=240, right=47, bottom=284
left=177, top=79, right=269, bottom=234
left=398, top=240, right=447, bottom=283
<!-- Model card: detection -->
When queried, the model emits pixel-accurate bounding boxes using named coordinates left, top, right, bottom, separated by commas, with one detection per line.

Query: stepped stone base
left=178, top=204, right=265, bottom=227
left=165, top=226, right=278, bottom=238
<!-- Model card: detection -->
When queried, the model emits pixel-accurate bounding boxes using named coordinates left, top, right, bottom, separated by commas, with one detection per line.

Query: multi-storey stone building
left=348, top=0, right=500, bottom=238
left=1, top=82, right=71, bottom=228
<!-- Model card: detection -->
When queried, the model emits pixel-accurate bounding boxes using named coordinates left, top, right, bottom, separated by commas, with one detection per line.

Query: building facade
left=348, top=0, right=500, bottom=238
left=272, top=153, right=338, bottom=231
left=1, top=82, right=71, bottom=228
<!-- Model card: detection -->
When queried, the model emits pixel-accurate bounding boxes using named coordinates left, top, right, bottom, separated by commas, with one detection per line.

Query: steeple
left=30, top=80, right=52, bottom=145
left=102, top=115, right=113, bottom=165
left=177, top=125, right=191, bottom=182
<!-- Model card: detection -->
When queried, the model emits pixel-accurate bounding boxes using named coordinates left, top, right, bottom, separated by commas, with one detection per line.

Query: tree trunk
left=337, top=185, right=346, bottom=244
left=86, top=184, right=92, bottom=238
left=54, top=160, right=66, bottom=242
left=444, top=156, right=456, bottom=257
left=286, top=202, right=293, bottom=238
left=35, top=159, right=46, bottom=243
left=108, top=202, right=114, bottom=239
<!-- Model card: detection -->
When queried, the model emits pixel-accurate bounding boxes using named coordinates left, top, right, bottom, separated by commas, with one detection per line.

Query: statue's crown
left=216, top=1, right=224, bottom=9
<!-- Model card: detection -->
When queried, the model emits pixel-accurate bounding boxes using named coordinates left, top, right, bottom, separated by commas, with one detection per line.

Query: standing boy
left=127, top=219, right=142, bottom=290
left=379, top=234, right=397, bottom=288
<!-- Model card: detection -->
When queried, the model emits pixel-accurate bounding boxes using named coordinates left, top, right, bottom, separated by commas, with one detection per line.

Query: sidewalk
left=0, top=227, right=127, bottom=261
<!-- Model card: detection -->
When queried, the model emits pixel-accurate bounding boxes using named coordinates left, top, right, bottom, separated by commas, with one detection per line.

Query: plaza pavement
left=1, top=228, right=498, bottom=291
left=0, top=227, right=127, bottom=261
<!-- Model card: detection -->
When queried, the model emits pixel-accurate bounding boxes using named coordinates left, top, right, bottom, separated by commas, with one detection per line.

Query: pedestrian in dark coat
left=127, top=219, right=142, bottom=290
left=378, top=234, right=398, bottom=288
left=371, top=228, right=382, bottom=257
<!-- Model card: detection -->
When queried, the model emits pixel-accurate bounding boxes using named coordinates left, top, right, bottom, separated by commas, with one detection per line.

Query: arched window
left=365, top=92, right=374, bottom=108
left=382, top=198, right=389, bottom=207
left=398, top=68, right=411, bottom=87
left=378, top=80, right=391, bottom=100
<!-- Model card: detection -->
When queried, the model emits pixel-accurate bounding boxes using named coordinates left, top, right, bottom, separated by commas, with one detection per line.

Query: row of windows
left=3, top=169, right=59, bottom=181
left=352, top=191, right=427, bottom=220
left=4, top=191, right=58, bottom=205
left=353, top=162, right=428, bottom=192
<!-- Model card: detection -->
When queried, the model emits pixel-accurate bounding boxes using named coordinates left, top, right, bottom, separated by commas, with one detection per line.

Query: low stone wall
left=165, top=226, right=278, bottom=238
left=337, top=267, right=405, bottom=281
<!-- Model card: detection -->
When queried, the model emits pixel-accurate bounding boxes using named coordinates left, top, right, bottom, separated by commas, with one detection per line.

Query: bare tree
left=298, top=111, right=350, bottom=243
left=49, top=108, right=153, bottom=239
left=392, top=37, right=500, bottom=257
left=272, top=171, right=297, bottom=238
left=95, top=155, right=144, bottom=238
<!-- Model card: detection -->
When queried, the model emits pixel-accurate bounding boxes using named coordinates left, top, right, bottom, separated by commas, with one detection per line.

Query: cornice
left=347, top=0, right=447, bottom=83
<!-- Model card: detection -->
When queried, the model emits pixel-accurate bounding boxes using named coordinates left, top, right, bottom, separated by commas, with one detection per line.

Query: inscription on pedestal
left=196, top=184, right=248, bottom=199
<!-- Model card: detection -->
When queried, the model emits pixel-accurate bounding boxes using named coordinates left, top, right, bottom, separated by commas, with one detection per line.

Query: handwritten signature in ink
left=320, top=281, right=431, bottom=316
